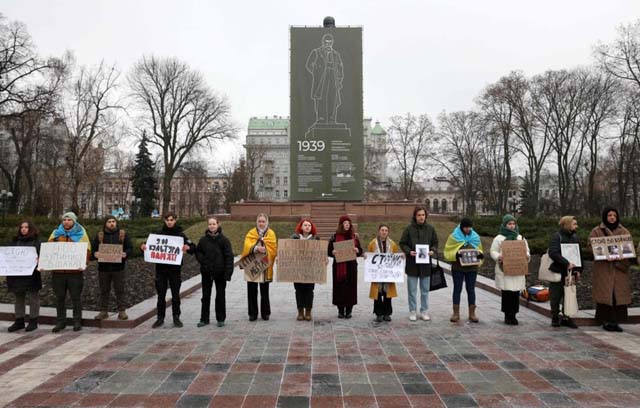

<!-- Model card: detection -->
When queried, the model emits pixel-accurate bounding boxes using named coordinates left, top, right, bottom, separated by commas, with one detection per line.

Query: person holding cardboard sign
left=548, top=216, right=582, bottom=329
left=242, top=213, right=277, bottom=321
left=195, top=216, right=234, bottom=327
left=588, top=207, right=632, bottom=332
left=399, top=206, right=438, bottom=322
left=444, top=218, right=484, bottom=323
left=490, top=214, right=530, bottom=326
left=91, top=216, right=133, bottom=321
left=290, top=218, right=321, bottom=321
left=328, top=215, right=362, bottom=319
left=46, top=212, right=91, bottom=333
left=367, top=224, right=401, bottom=323
left=6, top=221, right=41, bottom=332
left=140, top=212, right=195, bottom=329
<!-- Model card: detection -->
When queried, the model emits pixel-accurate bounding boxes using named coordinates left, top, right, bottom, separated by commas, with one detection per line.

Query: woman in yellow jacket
left=241, top=213, right=277, bottom=321
left=368, top=224, right=401, bottom=322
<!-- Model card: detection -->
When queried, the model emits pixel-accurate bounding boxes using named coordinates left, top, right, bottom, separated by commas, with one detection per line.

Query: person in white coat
left=490, top=214, right=530, bottom=325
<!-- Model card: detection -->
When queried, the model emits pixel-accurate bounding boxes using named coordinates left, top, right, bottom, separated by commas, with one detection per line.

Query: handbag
left=563, top=275, right=579, bottom=317
left=429, top=256, right=447, bottom=291
left=538, top=251, right=561, bottom=282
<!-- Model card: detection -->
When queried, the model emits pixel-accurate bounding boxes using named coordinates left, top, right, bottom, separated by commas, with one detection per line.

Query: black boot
left=152, top=318, right=164, bottom=328
left=173, top=316, right=183, bottom=328
left=73, top=319, right=82, bottom=332
left=345, top=306, right=353, bottom=319
left=551, top=315, right=560, bottom=327
left=338, top=307, right=345, bottom=319
left=25, top=318, right=38, bottom=332
left=52, top=321, right=66, bottom=333
left=560, top=316, right=578, bottom=329
left=8, top=318, right=25, bottom=333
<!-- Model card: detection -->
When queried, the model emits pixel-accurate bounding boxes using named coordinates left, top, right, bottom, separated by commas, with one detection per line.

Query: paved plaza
left=2, top=263, right=640, bottom=407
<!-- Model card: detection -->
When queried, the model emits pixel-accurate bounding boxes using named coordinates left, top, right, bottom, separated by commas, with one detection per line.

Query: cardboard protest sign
left=364, top=252, right=405, bottom=283
left=144, top=234, right=184, bottom=265
left=334, top=239, right=356, bottom=263
left=0, top=246, right=38, bottom=276
left=38, top=242, right=88, bottom=271
left=235, top=253, right=269, bottom=282
left=501, top=240, right=529, bottom=276
left=459, top=249, right=481, bottom=266
left=276, top=239, right=328, bottom=284
left=590, top=235, right=636, bottom=261
left=415, top=244, right=430, bottom=264
left=98, top=244, right=123, bottom=264
left=560, top=243, right=582, bottom=267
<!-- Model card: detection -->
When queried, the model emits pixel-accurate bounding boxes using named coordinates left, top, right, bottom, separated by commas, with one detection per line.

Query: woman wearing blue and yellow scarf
left=444, top=218, right=483, bottom=323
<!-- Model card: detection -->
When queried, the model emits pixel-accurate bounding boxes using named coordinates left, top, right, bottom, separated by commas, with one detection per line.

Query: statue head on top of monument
left=323, top=16, right=336, bottom=28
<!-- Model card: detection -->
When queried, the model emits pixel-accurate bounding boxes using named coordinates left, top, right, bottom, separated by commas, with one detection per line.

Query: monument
left=290, top=17, right=364, bottom=201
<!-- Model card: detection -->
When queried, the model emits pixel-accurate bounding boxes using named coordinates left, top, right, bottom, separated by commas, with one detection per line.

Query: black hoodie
left=195, top=227, right=234, bottom=281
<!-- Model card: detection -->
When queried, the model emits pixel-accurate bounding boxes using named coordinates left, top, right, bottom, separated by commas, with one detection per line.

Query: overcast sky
left=3, top=0, right=639, bottom=160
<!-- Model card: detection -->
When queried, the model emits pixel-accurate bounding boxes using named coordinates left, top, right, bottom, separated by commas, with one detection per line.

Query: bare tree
left=596, top=20, right=640, bottom=91
left=436, top=111, right=486, bottom=215
left=129, top=55, right=236, bottom=215
left=386, top=113, right=435, bottom=200
left=61, top=61, right=121, bottom=213
left=245, top=143, right=266, bottom=200
left=477, top=78, right=515, bottom=214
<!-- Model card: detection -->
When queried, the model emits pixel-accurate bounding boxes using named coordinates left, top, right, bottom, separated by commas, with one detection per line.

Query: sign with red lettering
left=144, top=234, right=184, bottom=265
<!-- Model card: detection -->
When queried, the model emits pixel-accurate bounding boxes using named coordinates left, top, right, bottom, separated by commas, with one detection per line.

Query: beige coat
left=490, top=234, right=530, bottom=291
left=588, top=223, right=632, bottom=306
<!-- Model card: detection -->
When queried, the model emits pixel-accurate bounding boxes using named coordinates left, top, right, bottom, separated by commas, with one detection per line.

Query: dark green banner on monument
left=290, top=26, right=363, bottom=201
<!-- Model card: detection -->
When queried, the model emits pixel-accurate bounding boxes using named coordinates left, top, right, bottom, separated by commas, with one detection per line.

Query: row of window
left=258, top=176, right=288, bottom=185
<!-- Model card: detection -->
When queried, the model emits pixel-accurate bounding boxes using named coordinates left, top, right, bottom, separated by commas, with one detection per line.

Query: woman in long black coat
left=195, top=216, right=234, bottom=327
left=327, top=215, right=363, bottom=319
left=7, top=221, right=41, bottom=332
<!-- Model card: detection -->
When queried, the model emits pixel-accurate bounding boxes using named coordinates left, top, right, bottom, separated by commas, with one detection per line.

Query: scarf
left=451, top=225, right=481, bottom=248
left=52, top=222, right=87, bottom=242
left=300, top=233, right=314, bottom=240
left=335, top=230, right=353, bottom=282
left=601, top=206, right=620, bottom=231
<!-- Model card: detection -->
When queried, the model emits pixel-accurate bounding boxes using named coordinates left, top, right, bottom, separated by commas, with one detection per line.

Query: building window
left=259, top=177, right=264, bottom=185
left=452, top=199, right=458, bottom=212
left=276, top=177, right=280, bottom=185
left=442, top=199, right=447, bottom=213
left=425, top=199, right=430, bottom=211
left=284, top=176, right=288, bottom=185
left=275, top=190, right=280, bottom=198
left=284, top=190, right=288, bottom=198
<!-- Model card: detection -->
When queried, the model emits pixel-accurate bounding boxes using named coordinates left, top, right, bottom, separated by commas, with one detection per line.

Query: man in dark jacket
left=195, top=217, right=234, bottom=327
left=399, top=206, right=438, bottom=322
left=141, top=212, right=195, bottom=328
left=91, top=216, right=133, bottom=321
left=548, top=216, right=582, bottom=329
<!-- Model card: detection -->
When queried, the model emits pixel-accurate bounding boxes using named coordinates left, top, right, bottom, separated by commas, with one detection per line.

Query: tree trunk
left=162, top=174, right=172, bottom=216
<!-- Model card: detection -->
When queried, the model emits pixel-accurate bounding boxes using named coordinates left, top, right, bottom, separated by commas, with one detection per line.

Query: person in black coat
left=91, top=216, right=133, bottom=321
left=195, top=216, right=234, bottom=327
left=548, top=216, right=582, bottom=329
left=7, top=221, right=41, bottom=332
left=141, top=212, right=195, bottom=328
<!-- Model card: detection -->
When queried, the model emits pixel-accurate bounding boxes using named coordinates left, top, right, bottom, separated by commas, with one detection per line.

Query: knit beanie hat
left=460, top=218, right=473, bottom=229
left=62, top=212, right=78, bottom=223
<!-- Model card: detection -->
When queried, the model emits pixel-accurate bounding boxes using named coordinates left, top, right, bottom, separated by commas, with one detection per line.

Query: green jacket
left=399, top=219, right=439, bottom=277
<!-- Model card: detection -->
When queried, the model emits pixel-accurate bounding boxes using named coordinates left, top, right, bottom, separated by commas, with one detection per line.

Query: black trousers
left=373, top=290, right=392, bottom=316
left=501, top=290, right=520, bottom=316
left=201, top=273, right=227, bottom=323
left=549, top=281, right=564, bottom=317
left=596, top=292, right=628, bottom=325
left=247, top=282, right=270, bottom=319
left=294, top=283, right=315, bottom=309
left=156, top=269, right=181, bottom=319
left=52, top=273, right=83, bottom=324
left=98, top=270, right=126, bottom=311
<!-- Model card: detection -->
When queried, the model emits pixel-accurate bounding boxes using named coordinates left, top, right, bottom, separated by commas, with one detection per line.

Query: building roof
left=371, top=121, right=386, bottom=135
left=248, top=116, right=289, bottom=130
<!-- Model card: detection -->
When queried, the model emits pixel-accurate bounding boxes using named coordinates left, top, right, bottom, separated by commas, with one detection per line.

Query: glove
left=455, top=252, right=462, bottom=259
left=477, top=253, right=485, bottom=260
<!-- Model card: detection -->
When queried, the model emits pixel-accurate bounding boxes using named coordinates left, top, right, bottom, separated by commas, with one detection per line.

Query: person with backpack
left=195, top=216, right=234, bottom=327
left=141, top=212, right=196, bottom=328
left=91, top=216, right=133, bottom=321
left=548, top=216, right=582, bottom=329
left=444, top=218, right=484, bottom=323
left=6, top=221, right=41, bottom=332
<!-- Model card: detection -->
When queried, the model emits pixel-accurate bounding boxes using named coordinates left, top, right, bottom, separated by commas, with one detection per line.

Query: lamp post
left=0, top=189, right=13, bottom=225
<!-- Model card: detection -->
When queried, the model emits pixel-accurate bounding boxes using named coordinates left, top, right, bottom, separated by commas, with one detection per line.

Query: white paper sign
left=415, top=244, right=430, bottom=264
left=0, top=246, right=38, bottom=276
left=38, top=242, right=88, bottom=270
left=561, top=244, right=582, bottom=268
left=364, top=252, right=405, bottom=283
left=144, top=234, right=184, bottom=265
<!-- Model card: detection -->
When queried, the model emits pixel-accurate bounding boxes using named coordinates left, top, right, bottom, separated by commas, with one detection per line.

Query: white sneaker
left=421, top=312, right=431, bottom=321
left=409, top=311, right=417, bottom=321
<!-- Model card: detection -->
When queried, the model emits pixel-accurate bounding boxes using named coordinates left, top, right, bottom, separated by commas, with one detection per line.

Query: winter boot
left=297, top=308, right=305, bottom=321
left=450, top=305, right=460, bottom=322
left=468, top=305, right=479, bottom=323
left=7, top=318, right=25, bottom=332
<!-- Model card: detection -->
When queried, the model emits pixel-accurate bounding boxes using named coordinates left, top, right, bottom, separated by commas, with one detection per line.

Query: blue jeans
left=407, top=275, right=430, bottom=312
left=452, top=270, right=477, bottom=305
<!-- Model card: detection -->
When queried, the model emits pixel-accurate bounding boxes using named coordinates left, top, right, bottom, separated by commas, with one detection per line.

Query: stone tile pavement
left=2, top=261, right=640, bottom=407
